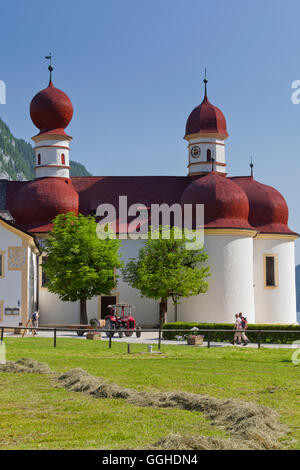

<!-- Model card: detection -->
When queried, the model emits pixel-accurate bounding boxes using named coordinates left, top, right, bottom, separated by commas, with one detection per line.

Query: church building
left=0, top=67, right=298, bottom=327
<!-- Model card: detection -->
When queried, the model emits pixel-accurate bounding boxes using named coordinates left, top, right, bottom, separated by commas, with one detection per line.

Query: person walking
left=31, top=309, right=39, bottom=336
left=231, top=313, right=242, bottom=345
left=239, top=312, right=249, bottom=346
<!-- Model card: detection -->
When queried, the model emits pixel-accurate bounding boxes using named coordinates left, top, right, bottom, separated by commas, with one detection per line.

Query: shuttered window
left=266, top=256, right=275, bottom=286
left=264, top=254, right=278, bottom=288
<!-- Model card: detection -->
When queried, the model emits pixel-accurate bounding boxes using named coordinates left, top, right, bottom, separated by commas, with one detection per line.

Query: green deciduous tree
left=122, top=227, right=210, bottom=327
left=43, top=212, right=122, bottom=324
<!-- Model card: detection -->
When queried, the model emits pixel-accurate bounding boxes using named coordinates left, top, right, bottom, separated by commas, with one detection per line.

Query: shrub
left=162, top=322, right=300, bottom=344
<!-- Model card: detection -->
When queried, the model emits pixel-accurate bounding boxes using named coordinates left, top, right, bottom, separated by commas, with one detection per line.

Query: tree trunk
left=159, top=298, right=168, bottom=328
left=80, top=298, right=88, bottom=324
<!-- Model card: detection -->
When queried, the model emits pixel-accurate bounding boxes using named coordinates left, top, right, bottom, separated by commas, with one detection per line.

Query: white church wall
left=38, top=234, right=296, bottom=327
left=39, top=289, right=81, bottom=325
left=27, top=248, right=38, bottom=318
left=35, top=167, right=70, bottom=178
left=33, top=252, right=38, bottom=309
left=87, top=297, right=99, bottom=322
left=34, top=138, right=71, bottom=178
left=176, top=234, right=255, bottom=323
left=35, top=146, right=70, bottom=166
left=39, top=291, right=99, bottom=325
left=117, top=239, right=160, bottom=326
left=37, top=237, right=193, bottom=326
left=187, top=137, right=226, bottom=175
left=0, top=225, right=23, bottom=327
left=253, top=238, right=297, bottom=324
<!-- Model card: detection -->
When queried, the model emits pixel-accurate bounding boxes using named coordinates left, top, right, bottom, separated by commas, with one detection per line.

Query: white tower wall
left=187, top=136, right=227, bottom=176
left=176, top=234, right=255, bottom=323
left=33, top=137, right=71, bottom=178
left=253, top=237, right=297, bottom=324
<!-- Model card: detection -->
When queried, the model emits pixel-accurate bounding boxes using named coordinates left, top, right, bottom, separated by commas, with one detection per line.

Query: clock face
left=8, top=247, right=26, bottom=270
left=191, top=146, right=201, bottom=159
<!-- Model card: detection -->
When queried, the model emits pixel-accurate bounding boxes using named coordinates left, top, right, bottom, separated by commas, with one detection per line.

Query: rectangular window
left=0, top=252, right=4, bottom=278
left=41, top=256, right=48, bottom=287
left=266, top=256, right=275, bottom=286
left=264, top=254, right=278, bottom=288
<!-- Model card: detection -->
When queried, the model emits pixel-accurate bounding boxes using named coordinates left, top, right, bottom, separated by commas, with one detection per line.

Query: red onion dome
left=30, top=81, right=73, bottom=136
left=232, top=177, right=294, bottom=234
left=181, top=172, right=252, bottom=229
left=9, top=177, right=79, bottom=227
left=185, top=93, right=228, bottom=138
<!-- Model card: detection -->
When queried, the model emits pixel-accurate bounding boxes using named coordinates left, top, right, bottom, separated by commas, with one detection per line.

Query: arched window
left=61, top=153, right=65, bottom=165
left=37, top=153, right=41, bottom=165
left=207, top=149, right=212, bottom=161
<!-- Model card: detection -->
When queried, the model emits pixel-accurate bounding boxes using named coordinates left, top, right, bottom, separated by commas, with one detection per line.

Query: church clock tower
left=184, top=75, right=229, bottom=176
left=30, top=58, right=73, bottom=179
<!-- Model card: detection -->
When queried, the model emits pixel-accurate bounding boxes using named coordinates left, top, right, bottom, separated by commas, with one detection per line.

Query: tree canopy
left=43, top=212, right=122, bottom=323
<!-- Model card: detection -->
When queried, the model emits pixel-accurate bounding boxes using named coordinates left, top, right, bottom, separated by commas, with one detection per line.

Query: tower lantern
left=184, top=73, right=229, bottom=176
left=30, top=57, right=74, bottom=179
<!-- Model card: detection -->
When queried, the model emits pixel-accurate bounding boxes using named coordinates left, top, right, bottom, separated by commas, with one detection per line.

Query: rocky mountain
left=0, top=117, right=91, bottom=180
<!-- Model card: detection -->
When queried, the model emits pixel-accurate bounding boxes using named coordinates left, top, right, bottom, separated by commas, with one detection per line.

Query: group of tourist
left=231, top=312, right=249, bottom=346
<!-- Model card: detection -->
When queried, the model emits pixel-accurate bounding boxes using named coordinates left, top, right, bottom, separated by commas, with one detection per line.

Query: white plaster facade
left=35, top=233, right=297, bottom=326
left=175, top=233, right=256, bottom=324
left=253, top=236, right=297, bottom=324
left=33, top=136, right=71, bottom=179
left=186, top=136, right=227, bottom=176
left=0, top=219, right=39, bottom=327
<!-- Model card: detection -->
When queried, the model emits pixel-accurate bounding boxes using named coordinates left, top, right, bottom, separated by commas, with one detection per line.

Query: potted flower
left=187, top=327, right=204, bottom=345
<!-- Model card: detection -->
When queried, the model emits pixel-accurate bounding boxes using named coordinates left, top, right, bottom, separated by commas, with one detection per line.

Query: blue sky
left=1, top=0, right=300, bottom=262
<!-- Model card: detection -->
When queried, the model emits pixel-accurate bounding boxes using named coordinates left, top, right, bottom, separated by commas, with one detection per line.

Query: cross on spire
left=203, top=68, right=208, bottom=97
left=211, top=156, right=215, bottom=172
left=45, top=53, right=53, bottom=84
left=250, top=157, right=254, bottom=177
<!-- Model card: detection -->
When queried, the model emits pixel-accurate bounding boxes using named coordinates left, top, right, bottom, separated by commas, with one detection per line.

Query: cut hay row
left=0, top=359, right=287, bottom=450
left=151, top=434, right=254, bottom=450
left=0, top=358, right=52, bottom=374
left=57, top=367, right=287, bottom=449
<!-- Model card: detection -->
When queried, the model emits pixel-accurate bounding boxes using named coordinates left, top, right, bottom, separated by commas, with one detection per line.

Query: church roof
left=30, top=80, right=73, bottom=139
left=2, top=71, right=296, bottom=238
left=181, top=172, right=252, bottom=230
left=231, top=176, right=295, bottom=235
left=2, top=174, right=297, bottom=236
left=185, top=78, right=228, bottom=139
left=0, top=214, right=41, bottom=253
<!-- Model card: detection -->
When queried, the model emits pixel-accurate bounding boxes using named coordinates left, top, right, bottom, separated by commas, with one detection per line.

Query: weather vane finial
left=45, top=53, right=53, bottom=84
left=203, top=68, right=208, bottom=97
left=250, top=156, right=254, bottom=178
left=211, top=156, right=215, bottom=172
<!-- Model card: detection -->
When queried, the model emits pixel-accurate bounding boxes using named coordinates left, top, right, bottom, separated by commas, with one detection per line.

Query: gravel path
left=2, top=330, right=298, bottom=349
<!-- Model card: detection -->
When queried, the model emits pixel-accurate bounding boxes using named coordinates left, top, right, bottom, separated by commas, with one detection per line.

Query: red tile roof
left=3, top=174, right=296, bottom=236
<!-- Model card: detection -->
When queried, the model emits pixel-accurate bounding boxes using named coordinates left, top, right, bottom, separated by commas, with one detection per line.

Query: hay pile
left=0, top=357, right=52, bottom=374
left=57, top=368, right=286, bottom=449
left=152, top=434, right=254, bottom=450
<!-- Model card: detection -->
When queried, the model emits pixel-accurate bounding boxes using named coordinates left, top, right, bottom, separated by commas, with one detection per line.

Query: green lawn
left=0, top=337, right=299, bottom=449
